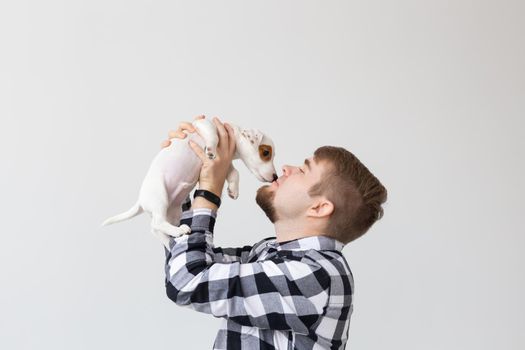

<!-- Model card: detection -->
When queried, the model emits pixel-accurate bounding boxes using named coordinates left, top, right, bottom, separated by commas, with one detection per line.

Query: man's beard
left=255, top=185, right=278, bottom=223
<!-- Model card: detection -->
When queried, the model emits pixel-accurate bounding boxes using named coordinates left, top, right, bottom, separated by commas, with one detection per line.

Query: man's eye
left=300, top=168, right=305, bottom=174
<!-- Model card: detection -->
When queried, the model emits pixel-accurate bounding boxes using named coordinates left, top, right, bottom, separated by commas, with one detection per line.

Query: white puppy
left=101, top=117, right=277, bottom=248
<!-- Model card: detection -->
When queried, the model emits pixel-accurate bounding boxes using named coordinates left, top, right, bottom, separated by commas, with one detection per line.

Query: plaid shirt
left=164, top=196, right=354, bottom=349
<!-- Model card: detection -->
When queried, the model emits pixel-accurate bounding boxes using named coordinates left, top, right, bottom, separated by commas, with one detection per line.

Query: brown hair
left=308, top=146, right=387, bottom=244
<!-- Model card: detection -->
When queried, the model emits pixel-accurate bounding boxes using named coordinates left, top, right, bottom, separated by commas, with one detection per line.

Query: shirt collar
left=266, top=235, right=345, bottom=252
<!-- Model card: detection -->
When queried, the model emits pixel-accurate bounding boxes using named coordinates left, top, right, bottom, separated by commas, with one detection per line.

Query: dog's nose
left=272, top=173, right=278, bottom=182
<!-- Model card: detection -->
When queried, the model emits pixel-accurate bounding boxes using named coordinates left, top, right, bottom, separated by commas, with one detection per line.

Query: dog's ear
left=241, top=129, right=263, bottom=146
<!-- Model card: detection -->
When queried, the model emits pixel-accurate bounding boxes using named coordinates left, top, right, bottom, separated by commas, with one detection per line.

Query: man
left=160, top=115, right=387, bottom=349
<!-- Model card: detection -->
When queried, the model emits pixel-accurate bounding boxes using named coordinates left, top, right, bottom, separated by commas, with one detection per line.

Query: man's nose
left=281, top=165, right=297, bottom=176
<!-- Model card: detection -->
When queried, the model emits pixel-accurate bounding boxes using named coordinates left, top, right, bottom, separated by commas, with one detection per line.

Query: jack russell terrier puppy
left=101, top=117, right=278, bottom=249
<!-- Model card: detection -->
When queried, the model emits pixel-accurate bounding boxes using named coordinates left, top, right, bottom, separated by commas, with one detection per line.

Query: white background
left=1, top=1, right=524, bottom=349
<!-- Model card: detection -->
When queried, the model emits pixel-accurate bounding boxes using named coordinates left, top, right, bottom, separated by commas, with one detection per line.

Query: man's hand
left=189, top=117, right=236, bottom=198
left=160, top=114, right=205, bottom=148
left=159, top=115, right=236, bottom=208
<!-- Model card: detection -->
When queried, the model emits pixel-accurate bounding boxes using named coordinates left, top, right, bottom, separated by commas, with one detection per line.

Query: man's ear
left=241, top=129, right=263, bottom=146
left=307, top=197, right=334, bottom=219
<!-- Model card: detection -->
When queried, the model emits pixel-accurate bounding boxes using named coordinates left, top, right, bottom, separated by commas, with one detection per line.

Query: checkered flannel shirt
left=164, top=196, right=354, bottom=349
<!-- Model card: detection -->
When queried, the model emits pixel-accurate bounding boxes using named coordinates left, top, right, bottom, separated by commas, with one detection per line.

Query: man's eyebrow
left=304, top=158, right=311, bottom=171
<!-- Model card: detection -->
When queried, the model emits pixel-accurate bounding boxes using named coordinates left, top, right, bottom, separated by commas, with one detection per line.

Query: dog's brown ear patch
left=258, top=145, right=273, bottom=162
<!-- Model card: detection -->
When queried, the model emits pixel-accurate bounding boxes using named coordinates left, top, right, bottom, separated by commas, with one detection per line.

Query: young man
left=160, top=116, right=387, bottom=349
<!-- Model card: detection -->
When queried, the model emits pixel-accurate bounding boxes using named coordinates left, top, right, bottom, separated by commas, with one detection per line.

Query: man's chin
left=255, top=185, right=278, bottom=223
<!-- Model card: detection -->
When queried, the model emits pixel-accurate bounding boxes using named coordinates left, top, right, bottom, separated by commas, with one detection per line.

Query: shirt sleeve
left=164, top=209, right=331, bottom=335
left=177, top=193, right=254, bottom=263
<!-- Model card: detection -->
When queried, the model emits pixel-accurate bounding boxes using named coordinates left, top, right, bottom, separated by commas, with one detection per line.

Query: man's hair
left=308, top=146, right=387, bottom=244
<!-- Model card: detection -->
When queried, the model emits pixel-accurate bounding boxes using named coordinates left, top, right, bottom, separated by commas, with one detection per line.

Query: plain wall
left=1, top=1, right=524, bottom=349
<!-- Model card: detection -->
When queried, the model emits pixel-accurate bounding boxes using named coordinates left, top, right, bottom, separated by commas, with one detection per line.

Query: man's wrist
left=192, top=196, right=219, bottom=210
left=197, top=184, right=223, bottom=198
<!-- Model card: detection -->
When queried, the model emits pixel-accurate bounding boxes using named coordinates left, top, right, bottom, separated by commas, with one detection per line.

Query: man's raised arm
left=164, top=207, right=331, bottom=334
left=165, top=194, right=254, bottom=263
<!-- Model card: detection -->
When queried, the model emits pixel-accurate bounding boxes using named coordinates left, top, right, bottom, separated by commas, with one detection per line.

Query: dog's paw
left=204, top=146, right=216, bottom=160
left=228, top=187, right=239, bottom=200
left=180, top=224, right=192, bottom=235
left=161, top=224, right=192, bottom=238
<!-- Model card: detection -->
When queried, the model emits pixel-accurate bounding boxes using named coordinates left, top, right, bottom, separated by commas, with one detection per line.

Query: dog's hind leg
left=144, top=176, right=192, bottom=240
left=151, top=212, right=191, bottom=238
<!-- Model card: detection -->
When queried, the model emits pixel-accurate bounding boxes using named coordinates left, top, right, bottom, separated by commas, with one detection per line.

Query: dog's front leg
left=194, top=119, right=219, bottom=159
left=226, top=164, right=239, bottom=199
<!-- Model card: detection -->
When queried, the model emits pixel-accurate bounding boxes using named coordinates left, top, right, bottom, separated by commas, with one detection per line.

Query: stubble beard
left=255, top=185, right=278, bottom=223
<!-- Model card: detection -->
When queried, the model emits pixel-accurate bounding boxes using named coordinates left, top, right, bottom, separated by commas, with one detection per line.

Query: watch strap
left=193, top=189, right=221, bottom=208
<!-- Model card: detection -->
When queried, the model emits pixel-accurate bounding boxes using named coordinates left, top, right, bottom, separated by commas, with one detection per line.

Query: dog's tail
left=101, top=200, right=143, bottom=227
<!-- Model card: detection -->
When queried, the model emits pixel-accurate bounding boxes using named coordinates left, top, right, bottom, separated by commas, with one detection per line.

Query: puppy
left=101, top=117, right=278, bottom=248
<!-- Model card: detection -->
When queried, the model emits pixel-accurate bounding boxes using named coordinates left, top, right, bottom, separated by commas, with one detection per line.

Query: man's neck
left=273, top=219, right=325, bottom=243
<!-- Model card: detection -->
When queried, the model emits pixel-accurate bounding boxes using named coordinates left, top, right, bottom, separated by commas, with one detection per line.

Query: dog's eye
left=258, top=145, right=272, bottom=161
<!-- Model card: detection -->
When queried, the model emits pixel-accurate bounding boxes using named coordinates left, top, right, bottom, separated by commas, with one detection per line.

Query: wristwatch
left=193, top=189, right=221, bottom=208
